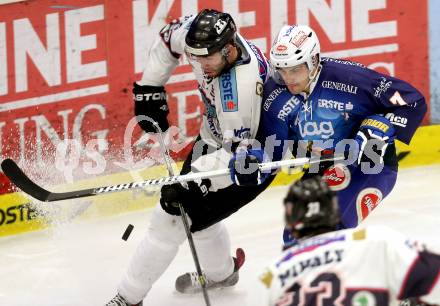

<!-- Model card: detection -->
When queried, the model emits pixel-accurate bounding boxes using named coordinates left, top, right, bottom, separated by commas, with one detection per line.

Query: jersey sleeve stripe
left=427, top=271, right=440, bottom=295
left=398, top=252, right=440, bottom=299
left=159, top=36, right=181, bottom=59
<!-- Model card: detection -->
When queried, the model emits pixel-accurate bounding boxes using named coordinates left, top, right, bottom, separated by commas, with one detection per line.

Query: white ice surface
left=0, top=165, right=439, bottom=306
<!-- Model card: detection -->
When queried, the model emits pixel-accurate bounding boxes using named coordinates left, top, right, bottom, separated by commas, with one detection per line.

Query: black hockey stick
left=1, top=154, right=343, bottom=202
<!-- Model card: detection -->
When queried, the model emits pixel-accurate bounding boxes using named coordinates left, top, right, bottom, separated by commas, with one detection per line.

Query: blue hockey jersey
left=258, top=57, right=427, bottom=161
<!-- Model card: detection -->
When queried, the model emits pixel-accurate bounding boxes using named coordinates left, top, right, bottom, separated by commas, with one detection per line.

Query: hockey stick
left=1, top=154, right=342, bottom=203
left=153, top=124, right=211, bottom=306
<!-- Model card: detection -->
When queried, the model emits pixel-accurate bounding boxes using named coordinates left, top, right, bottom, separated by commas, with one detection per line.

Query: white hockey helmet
left=270, top=25, right=320, bottom=71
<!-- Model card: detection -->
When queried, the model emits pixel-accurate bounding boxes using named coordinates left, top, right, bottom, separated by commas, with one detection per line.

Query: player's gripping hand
left=133, top=82, right=169, bottom=133
left=354, top=114, right=395, bottom=165
left=229, top=148, right=270, bottom=186
left=160, top=179, right=211, bottom=215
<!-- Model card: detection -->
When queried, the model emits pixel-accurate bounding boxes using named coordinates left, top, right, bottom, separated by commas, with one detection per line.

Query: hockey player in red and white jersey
left=255, top=176, right=440, bottom=306
left=105, top=9, right=274, bottom=306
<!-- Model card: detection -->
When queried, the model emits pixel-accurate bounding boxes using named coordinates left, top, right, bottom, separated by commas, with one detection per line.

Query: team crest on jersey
left=219, top=68, right=238, bottom=112
left=256, top=82, right=263, bottom=97
left=356, top=188, right=383, bottom=222
left=323, top=164, right=351, bottom=191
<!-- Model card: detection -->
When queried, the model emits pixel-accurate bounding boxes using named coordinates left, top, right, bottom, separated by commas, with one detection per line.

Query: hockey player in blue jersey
left=229, top=24, right=427, bottom=244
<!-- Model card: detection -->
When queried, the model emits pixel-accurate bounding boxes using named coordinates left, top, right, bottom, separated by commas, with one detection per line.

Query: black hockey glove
left=133, top=82, right=169, bottom=133
left=160, top=179, right=212, bottom=216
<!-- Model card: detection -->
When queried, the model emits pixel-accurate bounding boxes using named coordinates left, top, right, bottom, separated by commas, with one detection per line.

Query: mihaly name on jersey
left=278, top=249, right=344, bottom=286
left=385, top=113, right=408, bottom=127
left=277, top=96, right=301, bottom=121
left=321, top=81, right=358, bottom=94
left=318, top=99, right=354, bottom=111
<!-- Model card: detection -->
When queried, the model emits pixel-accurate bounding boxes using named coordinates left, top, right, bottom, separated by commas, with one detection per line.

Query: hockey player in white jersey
left=256, top=176, right=440, bottom=306
left=105, top=9, right=273, bottom=306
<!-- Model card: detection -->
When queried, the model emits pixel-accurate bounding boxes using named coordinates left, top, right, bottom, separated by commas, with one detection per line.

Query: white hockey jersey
left=138, top=15, right=269, bottom=147
left=255, top=226, right=440, bottom=306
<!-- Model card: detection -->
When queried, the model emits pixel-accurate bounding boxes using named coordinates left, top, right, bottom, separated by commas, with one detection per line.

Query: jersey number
left=389, top=91, right=407, bottom=106
left=276, top=273, right=343, bottom=306
left=214, top=19, right=227, bottom=34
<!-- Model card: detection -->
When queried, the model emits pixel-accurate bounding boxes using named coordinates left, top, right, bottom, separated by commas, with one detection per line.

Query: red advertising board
left=0, top=0, right=430, bottom=194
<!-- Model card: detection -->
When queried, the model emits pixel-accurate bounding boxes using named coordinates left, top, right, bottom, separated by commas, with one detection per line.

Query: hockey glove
left=229, top=148, right=270, bottom=186
left=160, top=179, right=212, bottom=216
left=133, top=82, right=169, bottom=133
left=354, top=114, right=395, bottom=165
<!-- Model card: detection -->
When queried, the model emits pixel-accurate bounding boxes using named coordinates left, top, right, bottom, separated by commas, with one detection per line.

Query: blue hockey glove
left=229, top=148, right=270, bottom=186
left=354, top=115, right=395, bottom=165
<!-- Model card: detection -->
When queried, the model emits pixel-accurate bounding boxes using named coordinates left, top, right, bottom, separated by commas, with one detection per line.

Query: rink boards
left=0, top=0, right=436, bottom=237
left=1, top=124, right=439, bottom=237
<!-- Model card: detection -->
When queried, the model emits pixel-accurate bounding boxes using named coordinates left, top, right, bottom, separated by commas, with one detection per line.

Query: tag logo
left=298, top=121, right=334, bottom=139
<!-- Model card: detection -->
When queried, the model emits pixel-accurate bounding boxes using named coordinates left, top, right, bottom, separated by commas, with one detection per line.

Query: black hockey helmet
left=284, top=176, right=339, bottom=238
left=185, top=9, right=237, bottom=56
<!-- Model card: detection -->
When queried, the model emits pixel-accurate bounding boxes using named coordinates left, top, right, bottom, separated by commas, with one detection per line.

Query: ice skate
left=104, top=293, right=143, bottom=306
left=175, top=248, right=245, bottom=294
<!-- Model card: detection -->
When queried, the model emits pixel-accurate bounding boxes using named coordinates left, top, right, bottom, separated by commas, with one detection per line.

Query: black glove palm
left=160, top=179, right=211, bottom=215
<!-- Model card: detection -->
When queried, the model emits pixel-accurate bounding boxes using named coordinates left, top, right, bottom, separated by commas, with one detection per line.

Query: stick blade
left=1, top=158, right=51, bottom=201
